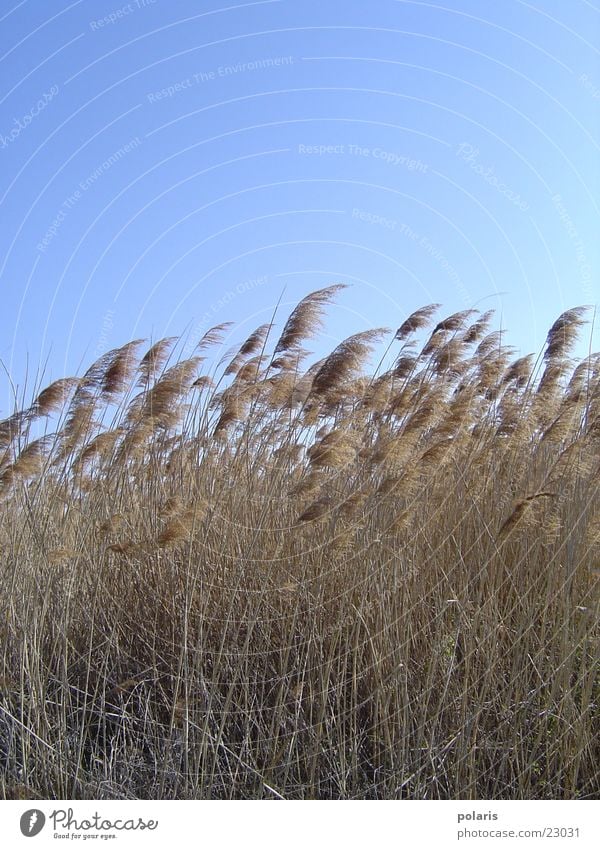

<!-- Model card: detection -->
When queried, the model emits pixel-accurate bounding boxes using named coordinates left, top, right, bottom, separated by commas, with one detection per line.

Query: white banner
left=0, top=800, right=598, bottom=848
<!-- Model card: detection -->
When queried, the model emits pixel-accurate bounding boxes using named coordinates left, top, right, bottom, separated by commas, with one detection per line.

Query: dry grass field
left=0, top=288, right=598, bottom=799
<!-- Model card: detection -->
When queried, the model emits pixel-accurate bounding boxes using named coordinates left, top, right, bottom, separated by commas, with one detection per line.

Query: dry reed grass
left=0, top=292, right=598, bottom=800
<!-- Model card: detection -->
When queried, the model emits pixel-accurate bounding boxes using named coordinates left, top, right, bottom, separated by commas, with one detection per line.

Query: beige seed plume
left=497, top=492, right=556, bottom=542
left=192, top=375, right=215, bottom=391
left=76, top=429, right=122, bottom=465
left=307, top=428, right=359, bottom=469
left=544, top=307, right=589, bottom=361
left=0, top=413, right=26, bottom=450
left=502, top=354, right=535, bottom=388
left=195, top=322, right=233, bottom=352
left=310, top=328, right=388, bottom=399
left=395, top=303, right=440, bottom=342
left=474, top=330, right=504, bottom=360
left=136, top=358, right=202, bottom=429
left=157, top=500, right=206, bottom=547
left=32, top=377, right=79, bottom=417
left=432, top=309, right=477, bottom=335
left=223, top=324, right=272, bottom=377
left=462, top=310, right=494, bottom=345
left=297, top=496, right=332, bottom=523
left=101, top=340, right=144, bottom=400
left=273, top=284, right=347, bottom=355
left=137, top=337, right=178, bottom=387
left=11, top=436, right=53, bottom=480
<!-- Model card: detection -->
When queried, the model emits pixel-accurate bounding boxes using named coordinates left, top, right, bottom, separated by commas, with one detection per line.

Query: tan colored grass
left=0, top=291, right=597, bottom=801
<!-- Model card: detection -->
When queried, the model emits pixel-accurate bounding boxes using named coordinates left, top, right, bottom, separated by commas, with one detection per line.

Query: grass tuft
left=0, top=292, right=598, bottom=800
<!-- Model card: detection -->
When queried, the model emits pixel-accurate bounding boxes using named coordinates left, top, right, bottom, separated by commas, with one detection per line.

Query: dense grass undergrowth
left=0, top=288, right=598, bottom=799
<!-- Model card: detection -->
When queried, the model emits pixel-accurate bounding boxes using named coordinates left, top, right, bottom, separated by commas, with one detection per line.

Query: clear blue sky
left=1, top=0, right=598, bottom=409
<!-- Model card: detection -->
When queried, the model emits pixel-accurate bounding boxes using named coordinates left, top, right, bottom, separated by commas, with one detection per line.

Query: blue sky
left=1, top=0, right=599, bottom=408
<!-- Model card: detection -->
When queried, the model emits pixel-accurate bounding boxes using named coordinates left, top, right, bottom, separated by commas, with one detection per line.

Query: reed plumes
left=544, top=306, right=589, bottom=361
left=224, top=323, right=272, bottom=377
left=0, top=291, right=598, bottom=801
left=157, top=501, right=205, bottom=547
left=101, top=340, right=144, bottom=400
left=31, top=377, right=79, bottom=417
left=273, top=284, right=347, bottom=354
left=395, top=302, right=440, bottom=341
left=497, top=491, right=556, bottom=542
left=310, top=328, right=388, bottom=399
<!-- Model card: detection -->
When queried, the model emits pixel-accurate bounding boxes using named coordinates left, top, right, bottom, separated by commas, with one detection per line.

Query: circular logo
left=20, top=810, right=46, bottom=837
